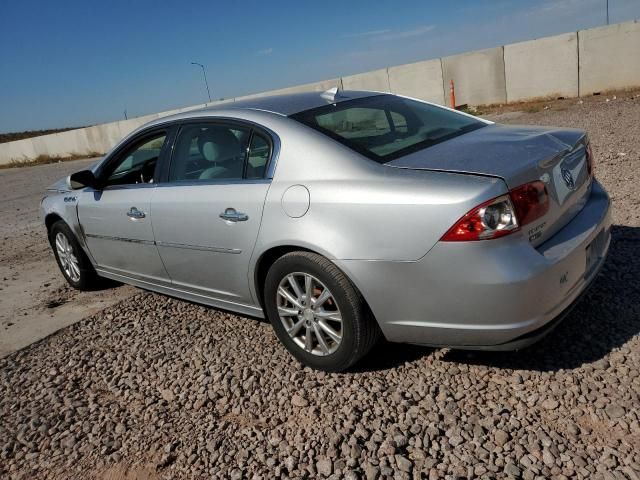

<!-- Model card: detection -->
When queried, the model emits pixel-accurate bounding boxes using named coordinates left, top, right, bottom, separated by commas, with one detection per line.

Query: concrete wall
left=0, top=104, right=210, bottom=163
left=388, top=59, right=445, bottom=105
left=579, top=20, right=640, bottom=95
left=2, top=20, right=639, bottom=165
left=505, top=32, right=579, bottom=102
left=442, top=47, right=507, bottom=106
left=341, top=68, right=391, bottom=92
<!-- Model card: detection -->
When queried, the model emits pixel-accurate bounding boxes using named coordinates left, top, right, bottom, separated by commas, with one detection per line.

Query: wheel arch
left=43, top=205, right=95, bottom=266
left=45, top=212, right=64, bottom=232
left=253, top=245, right=316, bottom=310
left=252, top=245, right=380, bottom=331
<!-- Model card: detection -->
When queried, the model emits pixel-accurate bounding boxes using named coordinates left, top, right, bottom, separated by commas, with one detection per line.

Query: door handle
left=219, top=208, right=248, bottom=222
left=126, top=207, right=146, bottom=219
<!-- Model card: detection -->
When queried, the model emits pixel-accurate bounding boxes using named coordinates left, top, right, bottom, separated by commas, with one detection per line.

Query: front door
left=151, top=122, right=273, bottom=305
left=78, top=131, right=170, bottom=283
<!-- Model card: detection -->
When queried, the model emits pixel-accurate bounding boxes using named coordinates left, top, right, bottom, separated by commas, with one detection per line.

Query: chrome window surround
left=94, top=116, right=281, bottom=185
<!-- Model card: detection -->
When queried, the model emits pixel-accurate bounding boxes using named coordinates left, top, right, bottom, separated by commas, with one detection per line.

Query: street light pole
left=191, top=62, right=212, bottom=103
left=606, top=0, right=609, bottom=25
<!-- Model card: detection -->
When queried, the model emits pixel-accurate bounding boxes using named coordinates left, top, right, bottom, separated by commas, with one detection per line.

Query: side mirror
left=67, top=170, right=99, bottom=190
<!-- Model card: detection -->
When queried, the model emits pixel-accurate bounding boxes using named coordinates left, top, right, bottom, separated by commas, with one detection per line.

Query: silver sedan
left=41, top=89, right=611, bottom=371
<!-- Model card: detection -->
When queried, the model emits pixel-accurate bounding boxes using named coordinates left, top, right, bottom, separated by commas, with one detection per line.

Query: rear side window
left=247, top=133, right=271, bottom=179
left=290, top=95, right=485, bottom=163
left=169, top=124, right=250, bottom=182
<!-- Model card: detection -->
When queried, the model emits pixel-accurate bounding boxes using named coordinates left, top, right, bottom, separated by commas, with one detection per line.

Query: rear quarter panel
left=252, top=118, right=508, bottom=262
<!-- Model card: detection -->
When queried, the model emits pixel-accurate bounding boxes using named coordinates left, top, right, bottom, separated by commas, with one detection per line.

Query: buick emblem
left=561, top=168, right=576, bottom=190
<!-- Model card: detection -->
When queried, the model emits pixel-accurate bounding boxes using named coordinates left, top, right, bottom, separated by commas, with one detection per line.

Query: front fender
left=41, top=189, right=97, bottom=267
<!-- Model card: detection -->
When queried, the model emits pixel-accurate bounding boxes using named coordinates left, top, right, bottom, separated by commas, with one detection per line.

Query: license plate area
left=585, top=228, right=607, bottom=277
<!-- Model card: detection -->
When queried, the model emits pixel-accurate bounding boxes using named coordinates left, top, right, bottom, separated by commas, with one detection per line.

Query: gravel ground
left=1, top=93, right=639, bottom=480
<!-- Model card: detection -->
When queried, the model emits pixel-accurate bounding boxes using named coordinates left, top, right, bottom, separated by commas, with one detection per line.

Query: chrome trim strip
left=85, top=233, right=241, bottom=254
left=85, top=233, right=155, bottom=245
left=154, top=178, right=270, bottom=188
left=156, top=241, right=241, bottom=254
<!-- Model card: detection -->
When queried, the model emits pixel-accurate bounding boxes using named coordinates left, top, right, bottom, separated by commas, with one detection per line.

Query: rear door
left=77, top=129, right=172, bottom=283
left=151, top=121, right=274, bottom=305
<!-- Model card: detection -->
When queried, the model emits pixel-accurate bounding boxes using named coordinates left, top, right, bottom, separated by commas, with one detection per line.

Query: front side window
left=169, top=124, right=250, bottom=182
left=104, top=133, right=166, bottom=186
left=290, top=95, right=485, bottom=163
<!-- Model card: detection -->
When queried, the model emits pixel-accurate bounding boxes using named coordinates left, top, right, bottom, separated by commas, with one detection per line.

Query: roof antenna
left=321, top=86, right=342, bottom=102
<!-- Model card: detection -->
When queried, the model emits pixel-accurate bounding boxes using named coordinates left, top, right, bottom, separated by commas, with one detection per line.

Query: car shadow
left=441, top=224, right=639, bottom=372
left=353, top=341, right=435, bottom=372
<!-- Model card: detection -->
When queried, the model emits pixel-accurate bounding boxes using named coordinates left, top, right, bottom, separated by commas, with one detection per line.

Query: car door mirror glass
left=67, top=170, right=99, bottom=190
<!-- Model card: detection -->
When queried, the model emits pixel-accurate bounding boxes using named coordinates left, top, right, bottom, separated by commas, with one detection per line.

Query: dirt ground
left=0, top=93, right=639, bottom=479
left=0, top=158, right=134, bottom=357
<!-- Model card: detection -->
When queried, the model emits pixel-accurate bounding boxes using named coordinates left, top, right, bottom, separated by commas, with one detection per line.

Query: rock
left=494, top=429, right=510, bottom=447
left=160, top=389, right=175, bottom=402
left=448, top=434, right=464, bottom=446
left=317, top=458, right=332, bottom=476
left=395, top=455, right=412, bottom=472
left=541, top=398, right=559, bottom=410
left=605, top=404, right=625, bottom=419
left=505, top=463, right=522, bottom=477
left=343, top=470, right=359, bottom=480
left=291, top=394, right=309, bottom=407
left=363, top=462, right=380, bottom=480
left=60, top=435, right=76, bottom=450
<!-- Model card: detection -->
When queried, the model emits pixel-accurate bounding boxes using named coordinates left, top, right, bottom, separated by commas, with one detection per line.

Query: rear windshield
left=290, top=95, right=486, bottom=163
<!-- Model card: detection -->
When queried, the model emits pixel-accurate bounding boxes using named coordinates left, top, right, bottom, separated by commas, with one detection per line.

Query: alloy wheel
left=276, top=272, right=343, bottom=356
left=55, top=232, right=81, bottom=282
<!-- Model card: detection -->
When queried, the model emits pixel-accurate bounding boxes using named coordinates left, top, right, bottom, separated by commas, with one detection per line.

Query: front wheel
left=264, top=251, right=380, bottom=372
left=49, top=220, right=99, bottom=290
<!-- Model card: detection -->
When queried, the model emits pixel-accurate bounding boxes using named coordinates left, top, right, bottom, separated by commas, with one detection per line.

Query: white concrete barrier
left=342, top=69, right=391, bottom=92
left=505, top=32, right=579, bottom=102
left=388, top=59, right=445, bottom=105
left=579, top=20, right=640, bottom=95
left=2, top=21, right=639, bottom=165
left=442, top=47, right=506, bottom=106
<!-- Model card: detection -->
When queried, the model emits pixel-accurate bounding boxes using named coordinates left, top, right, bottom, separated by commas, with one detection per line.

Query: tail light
left=585, top=140, right=594, bottom=176
left=441, top=195, right=519, bottom=241
left=510, top=181, right=549, bottom=226
left=441, top=181, right=549, bottom=242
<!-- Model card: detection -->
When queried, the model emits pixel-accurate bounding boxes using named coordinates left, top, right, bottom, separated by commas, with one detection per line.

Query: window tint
left=390, top=111, right=408, bottom=133
left=169, top=124, right=250, bottom=182
left=105, top=133, right=166, bottom=186
left=316, top=108, right=390, bottom=139
left=290, top=95, right=485, bottom=163
left=246, top=133, right=271, bottom=179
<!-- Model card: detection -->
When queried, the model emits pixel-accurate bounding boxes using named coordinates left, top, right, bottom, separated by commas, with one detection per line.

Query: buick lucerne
left=42, top=90, right=611, bottom=371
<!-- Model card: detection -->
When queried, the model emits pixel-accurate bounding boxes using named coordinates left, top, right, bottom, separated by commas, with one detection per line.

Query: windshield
left=290, top=95, right=486, bottom=163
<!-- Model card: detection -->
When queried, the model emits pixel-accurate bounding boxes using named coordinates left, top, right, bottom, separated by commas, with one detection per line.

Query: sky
left=1, top=0, right=639, bottom=133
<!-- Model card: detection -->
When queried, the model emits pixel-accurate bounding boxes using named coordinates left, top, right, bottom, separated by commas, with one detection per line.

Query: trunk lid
left=386, top=124, right=592, bottom=246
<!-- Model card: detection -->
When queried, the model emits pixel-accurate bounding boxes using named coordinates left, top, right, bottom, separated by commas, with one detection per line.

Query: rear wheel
left=264, top=251, right=380, bottom=372
left=49, top=220, right=99, bottom=290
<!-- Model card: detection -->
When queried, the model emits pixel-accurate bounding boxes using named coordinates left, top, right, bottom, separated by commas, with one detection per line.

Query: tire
left=264, top=251, right=380, bottom=372
left=49, top=220, right=100, bottom=290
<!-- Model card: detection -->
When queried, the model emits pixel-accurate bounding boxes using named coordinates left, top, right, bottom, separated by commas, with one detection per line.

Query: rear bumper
left=336, top=180, right=611, bottom=349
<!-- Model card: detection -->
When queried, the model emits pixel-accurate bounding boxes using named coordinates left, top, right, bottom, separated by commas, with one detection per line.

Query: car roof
left=211, top=90, right=380, bottom=116
left=145, top=90, right=383, bottom=129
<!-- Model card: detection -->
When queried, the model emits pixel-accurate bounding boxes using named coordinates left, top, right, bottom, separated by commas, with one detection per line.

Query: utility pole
left=606, top=0, right=609, bottom=25
left=191, top=61, right=212, bottom=103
